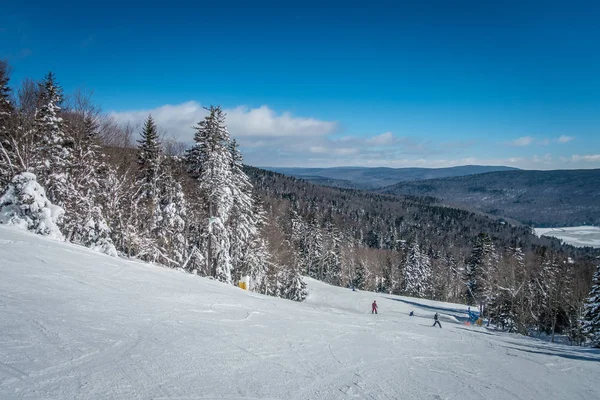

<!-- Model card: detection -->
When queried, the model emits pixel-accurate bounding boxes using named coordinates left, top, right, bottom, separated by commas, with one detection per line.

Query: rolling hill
left=263, top=165, right=519, bottom=189
left=379, top=169, right=600, bottom=227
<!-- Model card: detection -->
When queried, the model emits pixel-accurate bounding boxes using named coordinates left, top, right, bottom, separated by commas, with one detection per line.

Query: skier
left=409, top=311, right=414, bottom=316
left=432, top=312, right=442, bottom=328
left=372, top=300, right=378, bottom=314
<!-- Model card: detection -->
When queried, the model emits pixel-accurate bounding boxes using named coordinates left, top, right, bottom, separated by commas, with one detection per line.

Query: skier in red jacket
left=372, top=300, right=378, bottom=314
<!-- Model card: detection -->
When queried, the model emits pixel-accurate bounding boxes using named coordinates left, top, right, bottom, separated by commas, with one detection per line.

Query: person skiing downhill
left=372, top=300, right=378, bottom=314
left=432, top=312, right=442, bottom=328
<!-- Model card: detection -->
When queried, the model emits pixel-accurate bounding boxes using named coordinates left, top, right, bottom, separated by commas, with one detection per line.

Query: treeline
left=0, top=63, right=307, bottom=301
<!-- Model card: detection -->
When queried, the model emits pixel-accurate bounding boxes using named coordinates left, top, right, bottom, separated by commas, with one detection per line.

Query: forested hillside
left=266, top=165, right=518, bottom=189
left=245, top=166, right=600, bottom=339
left=1, top=62, right=599, bottom=344
left=379, top=169, right=600, bottom=227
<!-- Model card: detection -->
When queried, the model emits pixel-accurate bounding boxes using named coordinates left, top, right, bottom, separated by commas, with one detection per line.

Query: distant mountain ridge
left=378, top=169, right=600, bottom=227
left=262, top=165, right=519, bottom=189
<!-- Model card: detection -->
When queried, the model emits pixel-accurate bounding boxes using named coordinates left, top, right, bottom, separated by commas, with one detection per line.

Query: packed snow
left=535, top=226, right=600, bottom=248
left=1, top=226, right=599, bottom=400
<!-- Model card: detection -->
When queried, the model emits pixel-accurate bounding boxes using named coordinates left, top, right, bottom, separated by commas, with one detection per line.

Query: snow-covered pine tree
left=489, top=245, right=527, bottom=332
left=227, top=138, right=259, bottom=280
left=185, top=106, right=234, bottom=283
left=67, top=115, right=116, bottom=255
left=181, top=197, right=208, bottom=274
left=0, top=172, right=64, bottom=240
left=97, top=165, right=133, bottom=255
left=402, top=239, right=432, bottom=298
left=155, top=162, right=187, bottom=267
left=322, top=222, right=342, bottom=285
left=32, top=72, right=74, bottom=214
left=62, top=115, right=102, bottom=239
left=582, top=265, right=600, bottom=347
left=378, top=258, right=394, bottom=294
left=535, top=255, right=560, bottom=335
left=464, top=233, right=495, bottom=309
left=283, top=265, right=308, bottom=301
left=236, top=194, right=270, bottom=290
left=136, top=115, right=162, bottom=235
left=435, top=252, right=461, bottom=302
left=301, top=216, right=324, bottom=278
left=80, top=206, right=117, bottom=256
left=353, top=259, right=366, bottom=290
left=0, top=61, right=16, bottom=189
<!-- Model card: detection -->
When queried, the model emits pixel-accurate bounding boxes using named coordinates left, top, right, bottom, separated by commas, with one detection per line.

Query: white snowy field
left=534, top=226, right=600, bottom=248
left=1, top=226, right=599, bottom=400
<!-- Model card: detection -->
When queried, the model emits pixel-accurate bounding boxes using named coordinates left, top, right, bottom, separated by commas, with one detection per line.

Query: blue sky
left=2, top=1, right=600, bottom=168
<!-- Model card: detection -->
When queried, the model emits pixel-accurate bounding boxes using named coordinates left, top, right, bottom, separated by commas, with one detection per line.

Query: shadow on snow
left=502, top=345, right=600, bottom=363
left=385, top=297, right=475, bottom=323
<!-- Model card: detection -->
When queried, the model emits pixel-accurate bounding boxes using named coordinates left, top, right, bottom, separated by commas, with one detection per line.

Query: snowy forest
left=0, top=62, right=598, bottom=347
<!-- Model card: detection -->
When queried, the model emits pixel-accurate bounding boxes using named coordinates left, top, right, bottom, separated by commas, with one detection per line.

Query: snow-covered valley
left=534, top=226, right=600, bottom=248
left=1, top=225, right=599, bottom=400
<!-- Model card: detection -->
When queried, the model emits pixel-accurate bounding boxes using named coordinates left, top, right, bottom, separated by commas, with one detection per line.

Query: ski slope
left=1, top=226, right=599, bottom=400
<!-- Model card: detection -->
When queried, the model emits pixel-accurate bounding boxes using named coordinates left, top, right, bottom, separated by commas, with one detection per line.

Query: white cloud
left=334, top=148, right=360, bottom=156
left=508, top=136, right=534, bottom=147
left=366, top=132, right=394, bottom=145
left=558, top=135, right=575, bottom=143
left=109, top=101, right=338, bottom=143
left=107, top=102, right=600, bottom=169
left=225, top=105, right=338, bottom=138
left=571, top=154, right=600, bottom=162
left=309, top=146, right=328, bottom=154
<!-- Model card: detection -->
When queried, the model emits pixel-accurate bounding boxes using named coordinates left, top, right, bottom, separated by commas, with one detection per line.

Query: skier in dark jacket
left=372, top=300, right=378, bottom=314
left=432, top=312, right=442, bottom=328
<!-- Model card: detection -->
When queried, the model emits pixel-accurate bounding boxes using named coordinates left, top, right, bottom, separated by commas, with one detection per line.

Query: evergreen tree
left=353, top=259, right=366, bottom=290
left=0, top=172, right=64, bottom=240
left=98, top=165, right=133, bottom=256
left=402, top=240, right=432, bottom=298
left=136, top=115, right=162, bottom=232
left=303, top=216, right=324, bottom=278
left=582, top=265, right=600, bottom=347
left=434, top=252, right=461, bottom=302
left=237, top=195, right=270, bottom=290
left=63, top=115, right=109, bottom=245
left=33, top=72, right=72, bottom=207
left=185, top=106, right=234, bottom=283
left=464, top=233, right=495, bottom=310
left=489, top=246, right=526, bottom=332
left=227, top=138, right=258, bottom=279
left=322, top=222, right=342, bottom=285
left=283, top=266, right=308, bottom=301
left=155, top=164, right=187, bottom=266
left=0, top=61, right=16, bottom=188
left=80, top=205, right=117, bottom=256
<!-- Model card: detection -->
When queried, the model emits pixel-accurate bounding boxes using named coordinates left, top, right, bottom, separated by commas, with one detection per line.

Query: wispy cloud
left=366, top=132, right=394, bottom=145
left=508, top=136, right=534, bottom=147
left=558, top=135, right=575, bottom=143
left=507, top=135, right=575, bottom=147
left=571, top=154, right=600, bottom=162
